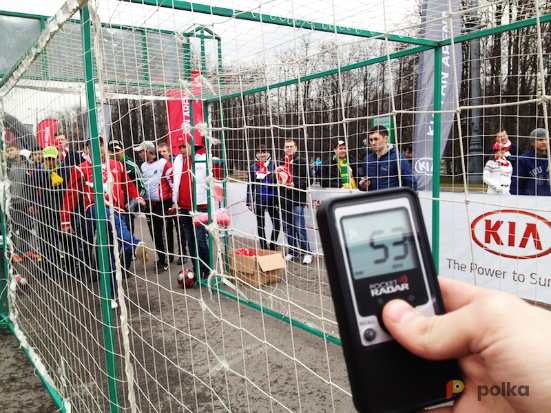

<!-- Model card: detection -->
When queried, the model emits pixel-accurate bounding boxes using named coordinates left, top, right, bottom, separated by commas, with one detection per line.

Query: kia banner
left=225, top=183, right=551, bottom=305
left=439, top=192, right=551, bottom=305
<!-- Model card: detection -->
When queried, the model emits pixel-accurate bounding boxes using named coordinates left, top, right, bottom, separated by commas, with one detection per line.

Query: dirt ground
left=1, top=218, right=354, bottom=412
left=0, top=328, right=58, bottom=413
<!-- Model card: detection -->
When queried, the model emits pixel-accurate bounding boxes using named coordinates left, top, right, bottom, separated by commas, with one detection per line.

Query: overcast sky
left=0, top=0, right=65, bottom=16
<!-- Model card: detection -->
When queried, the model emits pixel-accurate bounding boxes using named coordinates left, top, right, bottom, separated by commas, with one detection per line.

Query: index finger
left=438, top=277, right=497, bottom=312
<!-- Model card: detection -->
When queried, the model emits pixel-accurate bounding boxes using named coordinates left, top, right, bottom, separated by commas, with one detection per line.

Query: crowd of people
left=4, top=125, right=550, bottom=305
left=4, top=133, right=213, bottom=308
left=483, top=127, right=551, bottom=196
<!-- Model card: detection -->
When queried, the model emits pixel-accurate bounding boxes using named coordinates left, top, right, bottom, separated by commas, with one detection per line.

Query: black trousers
left=145, top=199, right=173, bottom=263
left=9, top=202, right=33, bottom=255
left=253, top=196, right=281, bottom=250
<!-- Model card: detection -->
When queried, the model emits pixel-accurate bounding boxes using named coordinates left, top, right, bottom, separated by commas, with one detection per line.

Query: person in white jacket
left=483, top=142, right=513, bottom=195
left=171, top=139, right=210, bottom=278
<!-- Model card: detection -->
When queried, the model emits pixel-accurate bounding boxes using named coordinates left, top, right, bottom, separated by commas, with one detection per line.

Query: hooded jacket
left=6, top=157, right=31, bottom=205
left=510, top=147, right=551, bottom=196
left=360, top=145, right=417, bottom=191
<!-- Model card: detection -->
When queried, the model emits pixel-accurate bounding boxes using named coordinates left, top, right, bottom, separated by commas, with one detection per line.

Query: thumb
left=382, top=299, right=479, bottom=361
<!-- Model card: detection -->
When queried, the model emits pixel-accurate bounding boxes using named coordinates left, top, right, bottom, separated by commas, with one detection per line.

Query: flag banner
left=167, top=70, right=204, bottom=153
left=413, top=0, right=463, bottom=190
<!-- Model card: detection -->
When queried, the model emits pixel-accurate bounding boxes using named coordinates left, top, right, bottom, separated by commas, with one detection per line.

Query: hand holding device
left=384, top=277, right=551, bottom=412
left=317, top=188, right=461, bottom=413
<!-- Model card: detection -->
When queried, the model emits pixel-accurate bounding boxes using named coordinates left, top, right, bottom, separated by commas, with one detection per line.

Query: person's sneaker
left=111, top=299, right=118, bottom=309
left=302, top=254, right=313, bottom=265
left=284, top=254, right=296, bottom=262
left=176, top=256, right=188, bottom=265
left=26, top=252, right=40, bottom=260
left=12, top=254, right=23, bottom=263
left=135, top=242, right=148, bottom=265
left=155, top=260, right=169, bottom=272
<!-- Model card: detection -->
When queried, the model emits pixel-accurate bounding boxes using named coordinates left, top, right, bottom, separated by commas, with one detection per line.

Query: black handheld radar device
left=317, top=188, right=461, bottom=413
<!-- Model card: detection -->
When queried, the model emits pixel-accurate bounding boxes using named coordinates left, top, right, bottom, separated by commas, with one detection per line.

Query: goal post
left=1, top=1, right=551, bottom=412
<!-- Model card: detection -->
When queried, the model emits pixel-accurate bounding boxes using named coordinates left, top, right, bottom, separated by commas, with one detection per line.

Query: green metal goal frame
left=0, top=2, right=550, bottom=412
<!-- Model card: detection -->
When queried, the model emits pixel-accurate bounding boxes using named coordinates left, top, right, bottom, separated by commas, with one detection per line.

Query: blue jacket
left=246, top=158, right=277, bottom=206
left=510, top=147, right=551, bottom=196
left=361, top=145, right=417, bottom=191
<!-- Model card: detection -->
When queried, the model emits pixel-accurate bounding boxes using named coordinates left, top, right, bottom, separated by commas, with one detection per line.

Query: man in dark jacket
left=55, top=132, right=83, bottom=166
left=320, top=139, right=359, bottom=189
left=29, top=146, right=73, bottom=277
left=359, top=126, right=417, bottom=191
left=247, top=144, right=280, bottom=250
left=511, top=128, right=550, bottom=196
left=278, top=139, right=313, bottom=264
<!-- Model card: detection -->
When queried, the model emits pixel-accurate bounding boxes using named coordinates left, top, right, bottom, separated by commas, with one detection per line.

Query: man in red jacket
left=61, top=138, right=147, bottom=306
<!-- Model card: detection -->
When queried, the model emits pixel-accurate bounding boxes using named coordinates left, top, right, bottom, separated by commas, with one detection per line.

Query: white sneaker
left=111, top=299, right=118, bottom=309
left=284, top=254, right=295, bottom=262
left=303, top=254, right=313, bottom=265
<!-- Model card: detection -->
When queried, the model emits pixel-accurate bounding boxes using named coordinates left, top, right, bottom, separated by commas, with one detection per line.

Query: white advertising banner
left=226, top=183, right=551, bottom=304
left=438, top=192, right=551, bottom=304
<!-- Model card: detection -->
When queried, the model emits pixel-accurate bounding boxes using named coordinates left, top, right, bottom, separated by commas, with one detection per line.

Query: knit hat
left=492, top=142, right=505, bottom=151
left=530, top=128, right=547, bottom=142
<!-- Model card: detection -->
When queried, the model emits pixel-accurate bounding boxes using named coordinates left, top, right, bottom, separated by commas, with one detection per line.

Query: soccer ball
left=177, top=269, right=196, bottom=288
left=15, top=275, right=29, bottom=291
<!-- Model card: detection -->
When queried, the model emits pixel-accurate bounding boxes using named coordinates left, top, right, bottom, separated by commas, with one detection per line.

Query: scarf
left=283, top=155, right=293, bottom=183
left=502, top=139, right=512, bottom=158
left=336, top=157, right=357, bottom=189
left=44, top=162, right=64, bottom=187
left=255, top=154, right=272, bottom=180
left=60, top=145, right=70, bottom=163
left=495, top=155, right=510, bottom=167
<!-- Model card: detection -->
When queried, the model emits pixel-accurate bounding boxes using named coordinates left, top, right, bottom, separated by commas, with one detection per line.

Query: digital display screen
left=341, top=207, right=419, bottom=279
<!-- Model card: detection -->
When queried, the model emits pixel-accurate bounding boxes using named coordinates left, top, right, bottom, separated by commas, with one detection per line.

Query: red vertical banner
left=167, top=70, right=204, bottom=154
left=36, top=119, right=58, bottom=148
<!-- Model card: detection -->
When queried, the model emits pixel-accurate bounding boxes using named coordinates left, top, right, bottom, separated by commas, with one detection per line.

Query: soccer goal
left=1, top=0, right=551, bottom=412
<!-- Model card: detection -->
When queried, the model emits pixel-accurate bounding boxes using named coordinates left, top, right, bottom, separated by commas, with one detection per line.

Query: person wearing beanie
left=483, top=142, right=513, bottom=195
left=510, top=128, right=551, bottom=196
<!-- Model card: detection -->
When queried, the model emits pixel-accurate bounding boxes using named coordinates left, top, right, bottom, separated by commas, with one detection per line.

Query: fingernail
left=387, top=300, right=416, bottom=324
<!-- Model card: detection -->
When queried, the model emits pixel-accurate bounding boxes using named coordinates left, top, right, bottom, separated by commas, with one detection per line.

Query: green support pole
left=142, top=29, right=149, bottom=82
left=214, top=36, right=231, bottom=276
left=199, top=29, right=214, bottom=276
left=80, top=7, right=120, bottom=413
left=432, top=47, right=442, bottom=274
left=0, top=141, right=9, bottom=327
